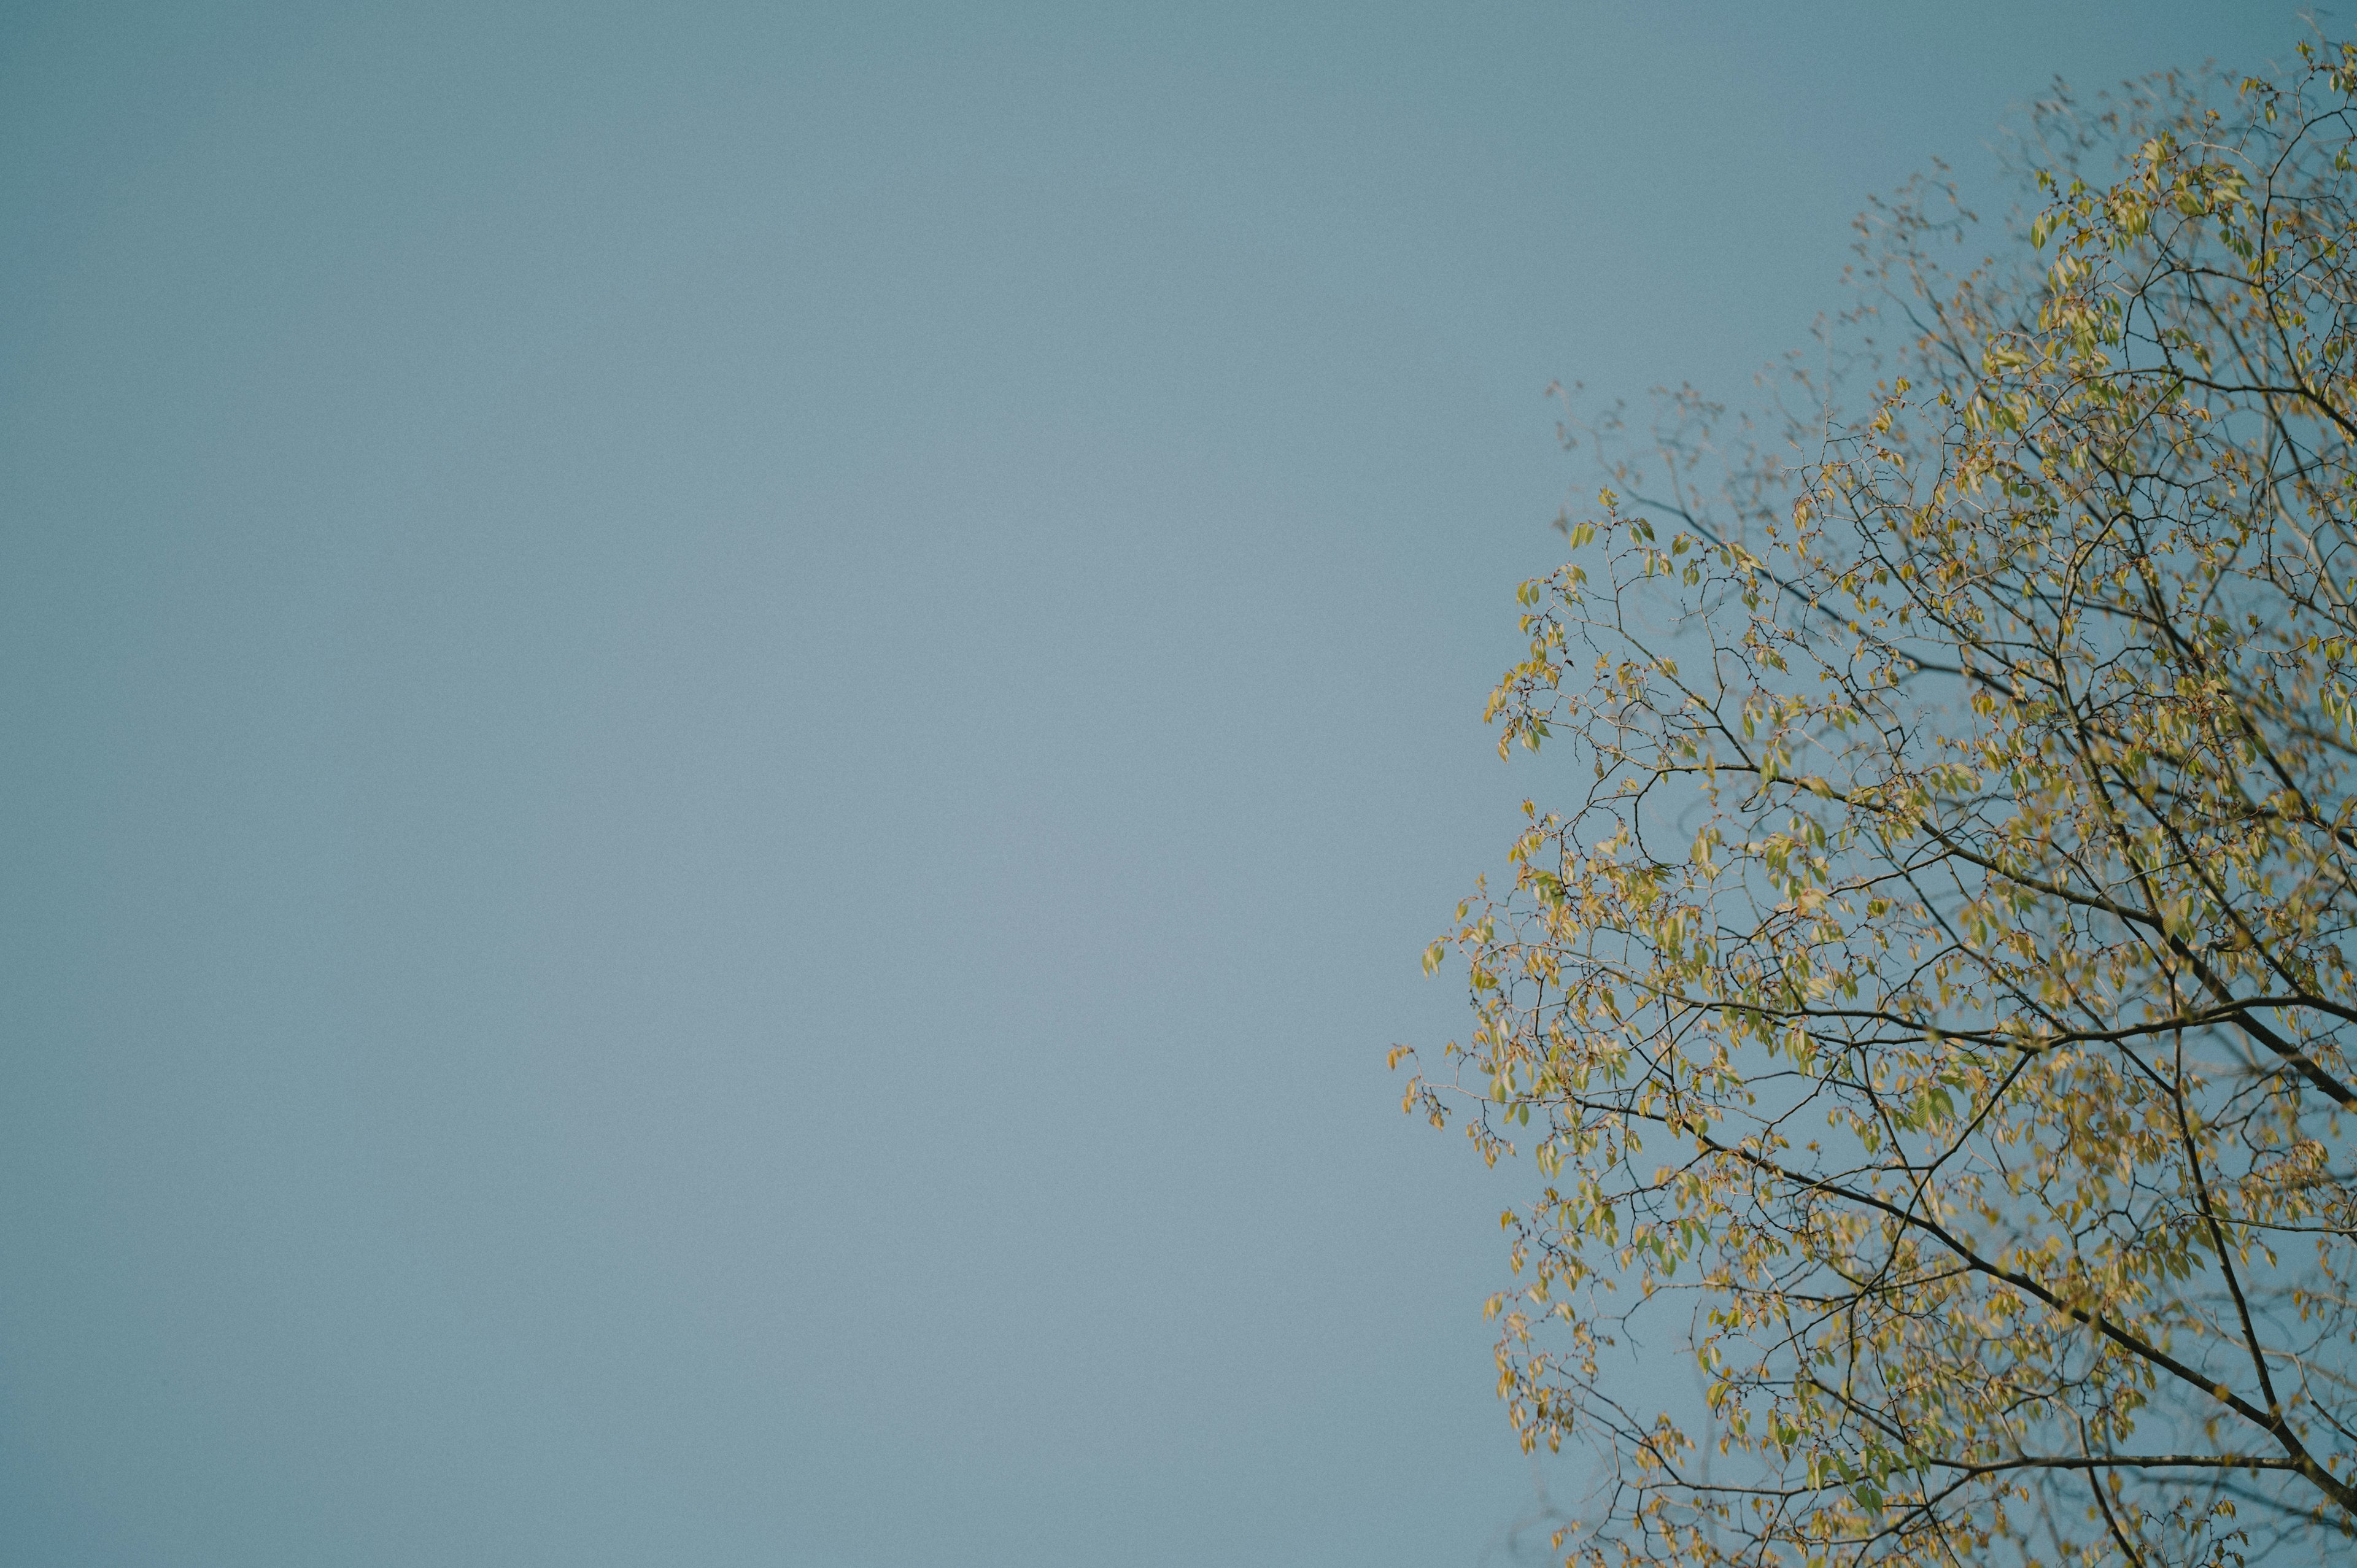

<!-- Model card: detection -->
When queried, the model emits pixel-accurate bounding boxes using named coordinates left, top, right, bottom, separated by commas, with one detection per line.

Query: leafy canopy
left=1403, top=39, right=2357, bottom=1568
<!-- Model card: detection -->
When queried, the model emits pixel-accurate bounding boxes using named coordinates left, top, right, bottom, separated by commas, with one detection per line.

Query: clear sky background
left=0, top=4, right=2313, bottom=1564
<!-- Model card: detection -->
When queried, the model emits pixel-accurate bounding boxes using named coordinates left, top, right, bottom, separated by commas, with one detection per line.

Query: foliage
left=1401, top=39, right=2357, bottom=1568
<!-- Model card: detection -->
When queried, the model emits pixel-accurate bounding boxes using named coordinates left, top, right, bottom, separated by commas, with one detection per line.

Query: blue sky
left=0, top=4, right=2311, bottom=1564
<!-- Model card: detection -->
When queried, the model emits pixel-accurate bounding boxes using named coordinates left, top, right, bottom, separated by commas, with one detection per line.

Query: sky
left=0, top=4, right=2316, bottom=1565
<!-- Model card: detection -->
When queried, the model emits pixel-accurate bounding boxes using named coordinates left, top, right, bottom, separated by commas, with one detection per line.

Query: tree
left=1400, top=38, right=2357, bottom=1568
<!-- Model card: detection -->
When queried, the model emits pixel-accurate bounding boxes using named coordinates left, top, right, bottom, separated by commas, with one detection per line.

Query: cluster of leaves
left=1401, top=39, right=2357, bottom=1568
